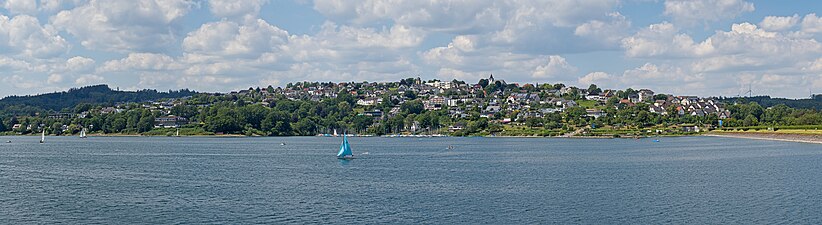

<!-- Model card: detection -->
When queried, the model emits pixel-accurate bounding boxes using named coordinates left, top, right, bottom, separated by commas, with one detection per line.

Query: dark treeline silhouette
left=0, top=85, right=197, bottom=113
left=718, top=96, right=822, bottom=110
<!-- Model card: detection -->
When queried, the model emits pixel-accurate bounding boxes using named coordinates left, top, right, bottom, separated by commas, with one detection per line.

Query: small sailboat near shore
left=79, top=128, right=87, bottom=138
left=39, top=129, right=45, bottom=144
left=337, top=133, right=354, bottom=159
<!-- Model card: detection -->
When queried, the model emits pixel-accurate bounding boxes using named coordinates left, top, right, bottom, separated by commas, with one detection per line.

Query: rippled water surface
left=1, top=136, right=821, bottom=224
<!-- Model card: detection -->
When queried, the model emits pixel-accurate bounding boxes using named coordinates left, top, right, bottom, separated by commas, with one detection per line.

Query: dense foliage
left=0, top=85, right=196, bottom=113
left=719, top=96, right=822, bottom=110
left=1, top=83, right=821, bottom=136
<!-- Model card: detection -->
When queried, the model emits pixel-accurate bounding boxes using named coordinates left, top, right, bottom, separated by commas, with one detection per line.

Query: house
left=356, top=97, right=379, bottom=106
left=627, top=94, right=640, bottom=103
left=484, top=105, right=501, bottom=113
left=585, top=93, right=605, bottom=101
left=100, top=107, right=121, bottom=114
left=649, top=105, right=666, bottom=114
left=154, top=115, right=188, bottom=128
left=362, top=110, right=384, bottom=118
left=47, top=113, right=75, bottom=119
left=586, top=109, right=606, bottom=118
left=541, top=108, right=563, bottom=114
left=638, top=89, right=655, bottom=102
left=449, top=123, right=466, bottom=131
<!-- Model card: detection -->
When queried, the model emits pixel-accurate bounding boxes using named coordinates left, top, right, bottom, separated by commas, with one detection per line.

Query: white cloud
left=802, top=13, right=822, bottom=33
left=803, top=58, right=822, bottom=72
left=2, top=74, right=42, bottom=89
left=208, top=0, right=268, bottom=22
left=52, top=0, right=196, bottom=52
left=0, top=55, right=31, bottom=70
left=98, top=53, right=182, bottom=73
left=578, top=72, right=613, bottom=86
left=0, top=15, right=70, bottom=58
left=574, top=12, right=632, bottom=48
left=75, top=74, right=104, bottom=85
left=422, top=36, right=581, bottom=83
left=313, top=0, right=621, bottom=54
left=47, top=73, right=63, bottom=84
left=39, top=0, right=88, bottom=13
left=65, top=56, right=95, bottom=72
left=621, top=22, right=713, bottom=57
left=183, top=19, right=289, bottom=58
left=531, top=55, right=577, bottom=79
left=663, top=0, right=754, bottom=26
left=3, top=0, right=38, bottom=15
left=759, top=14, right=800, bottom=31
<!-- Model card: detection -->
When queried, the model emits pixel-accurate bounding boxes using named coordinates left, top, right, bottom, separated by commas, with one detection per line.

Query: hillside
left=0, top=85, right=197, bottom=112
left=718, top=96, right=822, bottom=110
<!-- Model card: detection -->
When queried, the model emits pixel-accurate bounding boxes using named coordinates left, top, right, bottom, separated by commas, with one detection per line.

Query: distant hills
left=719, top=96, right=822, bottom=110
left=0, top=85, right=197, bottom=112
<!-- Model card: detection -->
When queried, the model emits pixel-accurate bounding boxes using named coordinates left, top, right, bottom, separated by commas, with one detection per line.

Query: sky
left=0, top=0, right=821, bottom=98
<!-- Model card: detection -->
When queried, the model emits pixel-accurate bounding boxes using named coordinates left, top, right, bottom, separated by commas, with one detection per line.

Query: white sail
left=40, top=130, right=45, bottom=143
left=80, top=128, right=87, bottom=138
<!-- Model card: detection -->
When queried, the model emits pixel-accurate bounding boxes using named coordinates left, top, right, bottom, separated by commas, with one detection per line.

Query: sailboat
left=333, top=129, right=338, bottom=137
left=79, top=128, right=87, bottom=138
left=176, top=128, right=180, bottom=137
left=39, top=129, right=45, bottom=144
left=337, top=133, right=354, bottom=159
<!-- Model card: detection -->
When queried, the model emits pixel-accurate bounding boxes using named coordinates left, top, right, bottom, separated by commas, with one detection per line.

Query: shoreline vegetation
left=2, top=80, right=822, bottom=143
left=706, top=130, right=822, bottom=145
left=5, top=128, right=822, bottom=145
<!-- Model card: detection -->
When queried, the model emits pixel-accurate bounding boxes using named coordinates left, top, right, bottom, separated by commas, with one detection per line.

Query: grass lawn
left=576, top=100, right=601, bottom=109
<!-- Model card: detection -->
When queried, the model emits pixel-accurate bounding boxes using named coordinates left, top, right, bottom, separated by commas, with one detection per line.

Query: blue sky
left=1, top=0, right=821, bottom=98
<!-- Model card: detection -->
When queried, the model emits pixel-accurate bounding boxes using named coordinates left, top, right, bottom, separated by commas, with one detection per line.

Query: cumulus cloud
left=0, top=15, right=70, bottom=58
left=663, top=0, right=754, bottom=26
left=208, top=0, right=268, bottom=22
left=2, top=0, right=822, bottom=98
left=98, top=53, right=182, bottom=73
left=621, top=22, right=713, bottom=57
left=578, top=72, right=613, bottom=86
left=759, top=14, right=800, bottom=31
left=802, top=13, right=822, bottom=33
left=75, top=74, right=105, bottom=85
left=52, top=0, right=196, bottom=52
left=183, top=19, right=289, bottom=58
left=574, top=12, right=632, bottom=48
left=3, top=0, right=38, bottom=15
left=531, top=55, right=577, bottom=79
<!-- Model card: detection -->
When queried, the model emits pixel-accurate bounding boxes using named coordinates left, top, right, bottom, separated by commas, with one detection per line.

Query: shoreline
left=704, top=132, right=822, bottom=145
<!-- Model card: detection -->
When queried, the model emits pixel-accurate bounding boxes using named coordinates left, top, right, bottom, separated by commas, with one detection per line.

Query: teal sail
left=337, top=134, right=353, bottom=158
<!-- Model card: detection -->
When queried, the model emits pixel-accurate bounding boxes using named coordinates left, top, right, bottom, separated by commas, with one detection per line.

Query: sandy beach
left=705, top=132, right=822, bottom=145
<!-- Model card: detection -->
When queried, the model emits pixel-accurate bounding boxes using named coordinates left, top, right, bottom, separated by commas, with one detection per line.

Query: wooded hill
left=0, top=85, right=197, bottom=113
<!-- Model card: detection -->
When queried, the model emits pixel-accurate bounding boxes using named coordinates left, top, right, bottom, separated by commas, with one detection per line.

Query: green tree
left=742, top=114, right=759, bottom=127
left=401, top=100, right=424, bottom=114
left=137, top=115, right=154, bottom=132
left=587, top=84, right=601, bottom=95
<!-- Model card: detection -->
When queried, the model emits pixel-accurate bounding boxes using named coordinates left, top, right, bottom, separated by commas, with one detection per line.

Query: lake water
left=1, top=136, right=821, bottom=224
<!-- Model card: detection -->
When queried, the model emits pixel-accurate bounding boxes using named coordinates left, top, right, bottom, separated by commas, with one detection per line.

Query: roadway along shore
left=705, top=132, right=822, bottom=145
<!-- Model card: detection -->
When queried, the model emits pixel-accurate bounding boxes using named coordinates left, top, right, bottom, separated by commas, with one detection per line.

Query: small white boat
left=280, top=142, right=287, bottom=146
left=39, top=130, right=45, bottom=144
left=79, top=128, right=87, bottom=138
